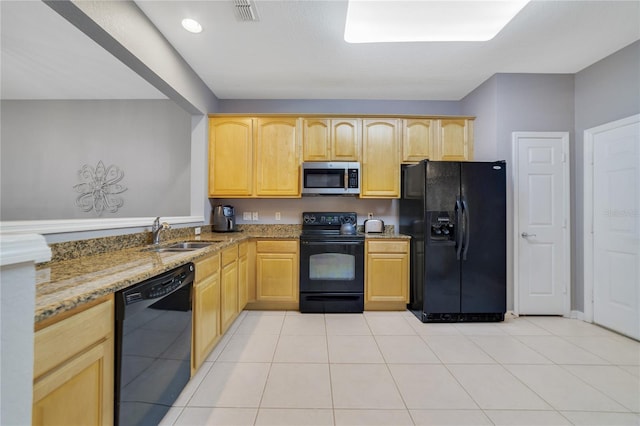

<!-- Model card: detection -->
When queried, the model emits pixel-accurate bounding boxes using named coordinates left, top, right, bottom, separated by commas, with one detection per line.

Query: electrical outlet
left=243, top=212, right=251, bottom=220
left=194, top=227, right=201, bottom=235
left=367, top=212, right=374, bottom=219
left=252, top=212, right=259, bottom=221
left=275, top=212, right=281, bottom=220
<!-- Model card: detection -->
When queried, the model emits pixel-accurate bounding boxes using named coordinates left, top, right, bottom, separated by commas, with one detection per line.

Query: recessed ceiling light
left=344, top=0, right=530, bottom=43
left=181, top=18, right=203, bottom=34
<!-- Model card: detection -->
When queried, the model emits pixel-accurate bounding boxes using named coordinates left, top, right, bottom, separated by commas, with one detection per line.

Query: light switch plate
left=243, top=212, right=251, bottom=220
left=252, top=212, right=259, bottom=221
left=275, top=212, right=281, bottom=220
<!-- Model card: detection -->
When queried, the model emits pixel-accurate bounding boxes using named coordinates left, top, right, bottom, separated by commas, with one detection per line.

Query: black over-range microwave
left=301, top=162, right=360, bottom=195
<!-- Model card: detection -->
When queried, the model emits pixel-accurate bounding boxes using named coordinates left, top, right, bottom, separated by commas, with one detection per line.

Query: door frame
left=512, top=131, right=571, bottom=316
left=583, top=114, right=640, bottom=324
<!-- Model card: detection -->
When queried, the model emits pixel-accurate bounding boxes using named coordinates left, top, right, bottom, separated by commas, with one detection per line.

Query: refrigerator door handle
left=462, top=198, right=470, bottom=260
left=455, top=197, right=463, bottom=260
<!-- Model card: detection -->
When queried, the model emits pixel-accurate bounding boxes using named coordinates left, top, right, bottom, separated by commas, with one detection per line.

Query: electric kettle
left=213, top=205, right=236, bottom=232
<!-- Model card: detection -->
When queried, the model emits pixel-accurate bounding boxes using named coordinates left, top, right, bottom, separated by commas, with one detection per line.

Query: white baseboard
left=571, top=310, right=587, bottom=321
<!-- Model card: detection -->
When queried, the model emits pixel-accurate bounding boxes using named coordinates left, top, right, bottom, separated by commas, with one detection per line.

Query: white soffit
left=345, top=0, right=531, bottom=43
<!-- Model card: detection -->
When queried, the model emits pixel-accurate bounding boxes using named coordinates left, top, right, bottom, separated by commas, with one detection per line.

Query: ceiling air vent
left=234, top=0, right=259, bottom=22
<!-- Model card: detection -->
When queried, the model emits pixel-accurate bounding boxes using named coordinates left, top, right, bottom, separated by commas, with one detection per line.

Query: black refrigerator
left=399, top=160, right=506, bottom=322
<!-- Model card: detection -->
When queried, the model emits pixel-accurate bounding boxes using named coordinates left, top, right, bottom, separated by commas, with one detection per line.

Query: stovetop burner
left=300, top=212, right=363, bottom=239
left=302, top=212, right=357, bottom=226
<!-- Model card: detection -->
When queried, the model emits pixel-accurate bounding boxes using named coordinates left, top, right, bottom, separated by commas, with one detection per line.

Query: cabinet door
left=302, top=118, right=330, bottom=161
left=220, top=247, right=239, bottom=333
left=402, top=119, right=434, bottom=162
left=436, top=119, right=473, bottom=161
left=33, top=297, right=114, bottom=426
left=33, top=338, right=113, bottom=426
left=365, top=240, right=409, bottom=310
left=255, top=117, right=300, bottom=196
left=256, top=253, right=297, bottom=302
left=193, top=260, right=220, bottom=371
left=237, top=242, right=249, bottom=311
left=256, top=248, right=298, bottom=303
left=332, top=119, right=360, bottom=161
left=366, top=253, right=409, bottom=302
left=209, top=117, right=253, bottom=196
left=361, top=119, right=400, bottom=198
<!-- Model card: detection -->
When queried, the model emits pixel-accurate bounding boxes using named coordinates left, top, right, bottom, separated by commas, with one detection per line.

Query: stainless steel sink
left=141, top=241, right=219, bottom=253
left=168, top=242, right=216, bottom=249
left=141, top=247, right=194, bottom=253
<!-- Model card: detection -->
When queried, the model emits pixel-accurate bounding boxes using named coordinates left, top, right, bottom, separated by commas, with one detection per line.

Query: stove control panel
left=302, top=212, right=357, bottom=226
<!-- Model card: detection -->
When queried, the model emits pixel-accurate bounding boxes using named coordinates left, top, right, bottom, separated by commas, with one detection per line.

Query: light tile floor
left=162, top=311, right=640, bottom=426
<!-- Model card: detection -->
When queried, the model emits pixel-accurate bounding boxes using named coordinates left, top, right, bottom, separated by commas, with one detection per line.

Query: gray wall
left=461, top=76, right=499, bottom=161
left=1, top=99, right=191, bottom=220
left=461, top=40, right=639, bottom=314
left=462, top=73, right=575, bottom=312
left=217, top=99, right=461, bottom=115
left=573, top=40, right=640, bottom=311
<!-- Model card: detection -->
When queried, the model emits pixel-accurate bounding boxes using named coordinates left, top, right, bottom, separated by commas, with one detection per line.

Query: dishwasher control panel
left=122, top=263, right=194, bottom=305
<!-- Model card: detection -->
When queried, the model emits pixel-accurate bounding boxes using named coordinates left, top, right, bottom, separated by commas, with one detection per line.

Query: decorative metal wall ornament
left=74, top=161, right=127, bottom=215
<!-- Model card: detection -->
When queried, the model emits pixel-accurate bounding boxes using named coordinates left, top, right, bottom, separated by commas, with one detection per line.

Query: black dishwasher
left=114, top=263, right=194, bottom=426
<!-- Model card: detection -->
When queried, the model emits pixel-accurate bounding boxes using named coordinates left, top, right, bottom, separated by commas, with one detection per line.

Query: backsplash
left=45, top=226, right=203, bottom=263
left=43, top=223, right=395, bottom=264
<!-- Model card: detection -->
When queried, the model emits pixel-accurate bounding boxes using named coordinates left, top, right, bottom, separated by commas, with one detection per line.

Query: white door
left=590, top=118, right=639, bottom=340
left=513, top=132, right=570, bottom=315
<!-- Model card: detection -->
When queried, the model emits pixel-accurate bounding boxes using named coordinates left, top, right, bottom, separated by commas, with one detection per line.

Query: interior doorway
left=584, top=114, right=640, bottom=340
left=512, top=132, right=570, bottom=316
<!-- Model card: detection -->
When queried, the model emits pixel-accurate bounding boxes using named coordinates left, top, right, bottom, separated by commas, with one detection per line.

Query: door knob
left=521, top=232, right=537, bottom=238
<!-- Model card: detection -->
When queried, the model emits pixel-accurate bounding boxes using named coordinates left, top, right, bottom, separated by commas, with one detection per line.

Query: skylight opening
left=344, top=0, right=530, bottom=43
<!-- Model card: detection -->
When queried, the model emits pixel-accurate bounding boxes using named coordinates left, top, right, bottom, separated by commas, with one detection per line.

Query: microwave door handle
left=344, top=170, right=348, bottom=190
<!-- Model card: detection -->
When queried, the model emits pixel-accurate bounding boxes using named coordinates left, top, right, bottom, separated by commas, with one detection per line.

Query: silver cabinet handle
left=521, top=232, right=537, bottom=238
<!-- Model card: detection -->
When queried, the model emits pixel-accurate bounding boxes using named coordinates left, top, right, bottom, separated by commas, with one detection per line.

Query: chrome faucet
left=151, top=217, right=171, bottom=245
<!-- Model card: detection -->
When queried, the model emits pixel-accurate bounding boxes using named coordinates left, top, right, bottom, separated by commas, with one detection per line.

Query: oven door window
left=309, top=253, right=355, bottom=280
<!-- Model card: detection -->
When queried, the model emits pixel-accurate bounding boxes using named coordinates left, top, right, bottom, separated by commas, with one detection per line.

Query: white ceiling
left=0, top=1, right=165, bottom=100
left=2, top=1, right=639, bottom=101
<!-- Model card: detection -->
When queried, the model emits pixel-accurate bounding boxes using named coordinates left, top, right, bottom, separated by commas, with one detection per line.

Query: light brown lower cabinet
left=250, top=239, right=299, bottom=310
left=193, top=252, right=221, bottom=372
left=220, top=245, right=239, bottom=333
left=32, top=296, right=114, bottom=426
left=237, top=241, right=250, bottom=311
left=365, top=239, right=410, bottom=310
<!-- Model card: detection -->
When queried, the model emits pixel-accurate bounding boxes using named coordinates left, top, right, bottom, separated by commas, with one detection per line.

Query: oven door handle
left=301, top=240, right=363, bottom=246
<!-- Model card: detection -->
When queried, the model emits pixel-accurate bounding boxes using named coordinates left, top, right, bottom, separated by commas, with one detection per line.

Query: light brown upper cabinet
left=434, top=119, right=474, bottom=161
left=402, top=119, right=435, bottom=163
left=361, top=119, right=401, bottom=198
left=254, top=117, right=301, bottom=197
left=209, top=117, right=253, bottom=197
left=302, top=118, right=360, bottom=161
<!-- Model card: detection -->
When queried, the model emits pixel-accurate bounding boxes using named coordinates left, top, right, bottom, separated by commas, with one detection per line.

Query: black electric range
left=299, top=212, right=365, bottom=313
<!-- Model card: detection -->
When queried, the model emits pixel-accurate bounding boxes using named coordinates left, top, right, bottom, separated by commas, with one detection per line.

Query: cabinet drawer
left=256, top=240, right=297, bottom=253
left=34, top=296, right=113, bottom=379
left=367, top=240, right=408, bottom=254
left=221, top=245, right=238, bottom=265
left=195, top=253, right=220, bottom=282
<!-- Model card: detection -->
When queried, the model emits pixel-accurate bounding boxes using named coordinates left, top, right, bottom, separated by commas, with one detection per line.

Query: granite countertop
left=35, top=225, right=409, bottom=323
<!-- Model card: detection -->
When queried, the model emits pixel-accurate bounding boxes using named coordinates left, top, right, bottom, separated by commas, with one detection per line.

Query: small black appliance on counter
left=212, top=204, right=236, bottom=232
